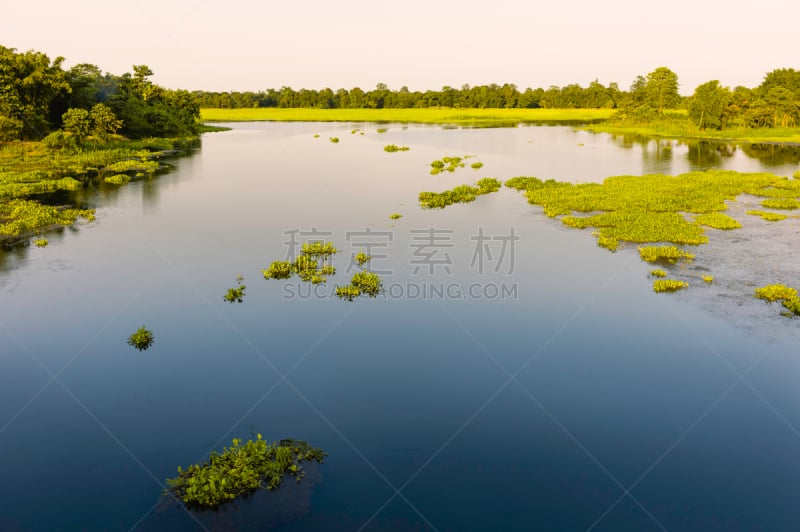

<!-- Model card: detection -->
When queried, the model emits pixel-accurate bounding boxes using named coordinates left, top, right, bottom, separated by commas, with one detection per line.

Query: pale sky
left=2, top=0, right=798, bottom=95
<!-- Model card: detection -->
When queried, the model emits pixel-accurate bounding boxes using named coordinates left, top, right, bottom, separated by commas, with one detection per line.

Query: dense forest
left=0, top=45, right=199, bottom=142
left=193, top=66, right=800, bottom=131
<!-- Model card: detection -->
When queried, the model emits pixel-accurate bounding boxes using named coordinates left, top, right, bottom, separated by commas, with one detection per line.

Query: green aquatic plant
left=105, top=158, right=159, bottom=175
left=754, top=284, right=800, bottom=317
left=389, top=213, right=402, bottom=220
left=329, top=137, right=339, bottom=143
left=694, top=212, right=742, bottom=230
left=301, top=241, right=338, bottom=256
left=653, top=279, right=689, bottom=293
left=127, top=326, right=154, bottom=351
left=336, top=271, right=383, bottom=300
left=638, top=246, right=695, bottom=264
left=702, top=275, right=714, bottom=284
left=419, top=178, right=501, bottom=209
left=505, top=170, right=800, bottom=249
left=747, top=210, right=788, bottom=221
left=376, top=128, right=388, bottom=133
left=650, top=269, right=667, bottom=278
left=782, top=297, right=800, bottom=316
left=471, top=162, right=483, bottom=170
left=383, top=144, right=410, bottom=152
left=429, top=156, right=466, bottom=175
left=761, top=198, right=799, bottom=210
left=313, top=134, right=319, bottom=138
left=223, top=274, right=246, bottom=303
left=165, top=433, right=326, bottom=509
left=355, top=251, right=372, bottom=266
left=794, top=171, right=800, bottom=179
left=262, top=260, right=293, bottom=280
left=0, top=200, right=95, bottom=238
left=33, top=238, right=48, bottom=247
left=754, top=284, right=798, bottom=302
left=104, top=174, right=131, bottom=185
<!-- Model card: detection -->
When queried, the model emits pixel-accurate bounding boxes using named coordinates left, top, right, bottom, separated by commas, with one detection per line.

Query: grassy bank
left=585, top=118, right=800, bottom=144
left=200, top=108, right=615, bottom=126
left=0, top=137, right=196, bottom=242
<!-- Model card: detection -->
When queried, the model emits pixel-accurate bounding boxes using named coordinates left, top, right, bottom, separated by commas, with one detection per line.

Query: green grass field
left=200, top=108, right=615, bottom=126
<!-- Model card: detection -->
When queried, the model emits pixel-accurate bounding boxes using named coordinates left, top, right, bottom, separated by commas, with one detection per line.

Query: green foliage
left=127, top=326, right=154, bottom=351
left=89, top=103, right=123, bottom=141
left=653, top=279, right=689, bottom=293
left=419, top=178, right=502, bottom=209
left=104, top=174, right=131, bottom=185
left=383, top=144, right=409, bottom=152
left=694, top=212, right=742, bottom=229
left=761, top=198, right=799, bottom=210
left=747, top=210, right=788, bottom=221
left=754, top=284, right=800, bottom=317
left=0, top=199, right=94, bottom=237
left=754, top=284, right=798, bottom=302
left=165, top=434, right=326, bottom=509
left=638, top=246, right=695, bottom=263
left=33, top=238, right=48, bottom=247
left=223, top=275, right=246, bottom=303
left=355, top=251, right=371, bottom=266
left=262, top=243, right=338, bottom=284
left=336, top=271, right=383, bottom=300
left=430, top=156, right=465, bottom=175
left=389, top=213, right=402, bottom=220
left=262, top=260, right=293, bottom=279
left=505, top=170, right=800, bottom=249
left=61, top=108, right=92, bottom=143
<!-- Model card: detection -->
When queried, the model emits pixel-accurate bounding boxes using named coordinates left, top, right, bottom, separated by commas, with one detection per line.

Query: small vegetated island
left=504, top=170, right=800, bottom=310
left=165, top=434, right=326, bottom=509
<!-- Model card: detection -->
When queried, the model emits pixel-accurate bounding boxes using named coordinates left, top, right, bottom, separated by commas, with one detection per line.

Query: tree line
left=0, top=45, right=199, bottom=142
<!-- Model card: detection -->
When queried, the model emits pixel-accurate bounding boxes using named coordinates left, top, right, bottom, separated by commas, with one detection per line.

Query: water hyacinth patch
left=127, top=326, right=154, bottom=351
left=419, top=178, right=502, bottom=209
left=384, top=144, right=410, bottom=152
left=653, top=279, right=689, bottom=293
left=747, top=210, right=787, bottom=221
left=754, top=284, right=800, bottom=318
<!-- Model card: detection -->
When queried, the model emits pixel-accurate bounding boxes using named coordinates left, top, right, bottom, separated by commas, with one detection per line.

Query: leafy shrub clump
left=384, top=144, right=409, bottom=152
left=128, top=326, right=154, bottom=351
left=419, top=178, right=502, bottom=209
left=653, top=279, right=689, bottom=293
left=638, top=246, right=695, bottom=263
left=223, top=274, right=246, bottom=303
left=165, top=434, right=326, bottom=509
left=747, top=210, right=788, bottom=221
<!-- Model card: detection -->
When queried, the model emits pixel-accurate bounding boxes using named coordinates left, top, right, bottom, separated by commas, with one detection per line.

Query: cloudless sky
left=2, top=0, right=798, bottom=95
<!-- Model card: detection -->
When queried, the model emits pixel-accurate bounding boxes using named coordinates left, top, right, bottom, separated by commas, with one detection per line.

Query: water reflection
left=606, top=132, right=800, bottom=170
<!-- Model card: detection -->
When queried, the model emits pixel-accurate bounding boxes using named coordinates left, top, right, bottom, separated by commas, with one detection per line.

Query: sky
left=2, top=0, right=799, bottom=95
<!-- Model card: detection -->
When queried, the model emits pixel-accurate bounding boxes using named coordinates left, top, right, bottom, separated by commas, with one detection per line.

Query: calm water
left=1, top=123, right=799, bottom=531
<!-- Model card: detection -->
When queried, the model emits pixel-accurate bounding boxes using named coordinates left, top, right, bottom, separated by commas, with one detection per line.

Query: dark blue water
left=1, top=123, right=799, bottom=531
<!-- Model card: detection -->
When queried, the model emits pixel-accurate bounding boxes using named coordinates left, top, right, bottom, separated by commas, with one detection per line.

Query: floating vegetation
left=33, top=238, right=48, bottom=247
left=702, top=275, right=714, bottom=284
left=0, top=200, right=95, bottom=238
left=165, top=434, right=326, bottom=509
left=653, top=279, right=689, bottom=293
left=329, top=137, right=339, bottom=143
left=638, top=246, right=695, bottom=264
left=754, top=284, right=800, bottom=317
left=747, top=210, right=788, bottom=221
left=336, top=271, right=383, bottom=301
left=127, top=326, right=154, bottom=351
left=105, top=158, right=160, bottom=176
left=754, top=284, right=798, bottom=302
left=761, top=198, right=799, bottom=210
left=389, top=213, right=402, bottom=220
left=471, top=162, right=484, bottom=170
left=376, top=128, right=388, bottom=134
left=223, top=274, right=246, bottom=303
left=430, top=156, right=466, bottom=175
left=263, top=242, right=338, bottom=284
left=104, top=174, right=131, bottom=185
left=355, top=251, right=372, bottom=266
left=650, top=269, right=667, bottom=278
left=505, top=170, right=800, bottom=250
left=694, top=212, right=741, bottom=230
left=794, top=171, right=800, bottom=179
left=419, top=178, right=501, bottom=209
left=351, top=129, right=359, bottom=134
left=383, top=144, right=410, bottom=152
left=313, top=134, right=319, bottom=138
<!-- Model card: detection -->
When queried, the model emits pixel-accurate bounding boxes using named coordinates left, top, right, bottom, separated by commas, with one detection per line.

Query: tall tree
left=645, top=67, right=680, bottom=114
